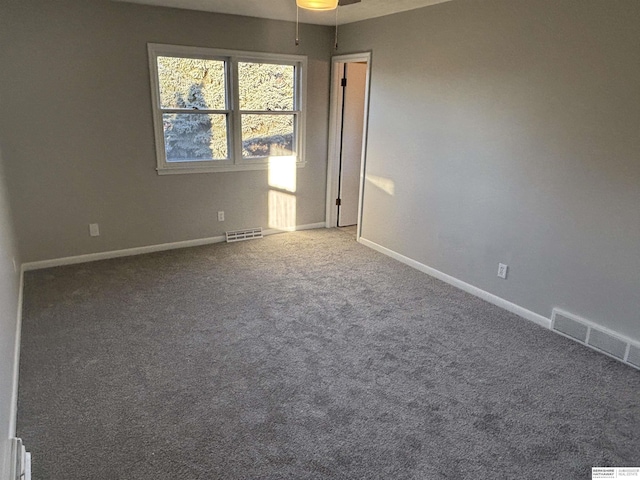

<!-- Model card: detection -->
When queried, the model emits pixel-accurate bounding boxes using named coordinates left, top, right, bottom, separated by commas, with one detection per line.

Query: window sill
left=156, top=161, right=307, bottom=175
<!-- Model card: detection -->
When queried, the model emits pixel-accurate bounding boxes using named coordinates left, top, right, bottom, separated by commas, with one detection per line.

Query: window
left=148, top=44, right=307, bottom=174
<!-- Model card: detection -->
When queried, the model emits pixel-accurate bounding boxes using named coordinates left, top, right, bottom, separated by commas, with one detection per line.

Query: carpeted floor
left=17, top=228, right=640, bottom=479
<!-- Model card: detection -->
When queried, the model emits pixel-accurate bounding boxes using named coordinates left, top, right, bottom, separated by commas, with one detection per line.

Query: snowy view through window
left=157, top=56, right=295, bottom=162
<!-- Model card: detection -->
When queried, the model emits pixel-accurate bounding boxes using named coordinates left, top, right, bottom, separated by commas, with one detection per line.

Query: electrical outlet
left=89, top=223, right=100, bottom=237
left=217, top=211, right=224, bottom=222
left=497, top=263, right=508, bottom=279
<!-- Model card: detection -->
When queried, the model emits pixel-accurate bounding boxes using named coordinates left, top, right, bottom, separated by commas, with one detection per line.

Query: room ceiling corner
left=110, top=0, right=453, bottom=26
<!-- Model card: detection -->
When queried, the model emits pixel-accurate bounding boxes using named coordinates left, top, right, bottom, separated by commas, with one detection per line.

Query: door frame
left=325, top=52, right=372, bottom=240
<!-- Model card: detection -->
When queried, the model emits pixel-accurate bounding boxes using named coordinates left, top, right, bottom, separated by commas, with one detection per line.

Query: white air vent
left=551, top=309, right=639, bottom=371
left=226, top=227, right=263, bottom=243
left=553, top=312, right=588, bottom=342
left=10, top=437, right=31, bottom=480
left=588, top=329, right=627, bottom=360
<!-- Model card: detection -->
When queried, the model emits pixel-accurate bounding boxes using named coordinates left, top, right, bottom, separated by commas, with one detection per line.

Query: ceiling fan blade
left=339, top=0, right=361, bottom=5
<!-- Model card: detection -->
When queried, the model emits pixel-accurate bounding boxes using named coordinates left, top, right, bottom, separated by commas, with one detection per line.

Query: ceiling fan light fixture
left=296, top=0, right=338, bottom=11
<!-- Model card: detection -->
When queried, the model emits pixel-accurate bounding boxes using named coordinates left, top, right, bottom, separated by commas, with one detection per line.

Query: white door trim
left=325, top=52, right=372, bottom=241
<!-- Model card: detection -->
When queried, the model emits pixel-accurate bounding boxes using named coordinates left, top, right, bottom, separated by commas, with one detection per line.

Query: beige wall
left=0, top=146, right=21, bottom=479
left=338, top=0, right=640, bottom=341
left=0, top=0, right=333, bottom=263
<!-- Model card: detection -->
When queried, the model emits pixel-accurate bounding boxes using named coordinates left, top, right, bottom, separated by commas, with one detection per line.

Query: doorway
left=325, top=53, right=371, bottom=239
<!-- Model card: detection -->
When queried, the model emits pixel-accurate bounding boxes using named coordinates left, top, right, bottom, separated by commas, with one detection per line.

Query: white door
left=338, top=62, right=367, bottom=227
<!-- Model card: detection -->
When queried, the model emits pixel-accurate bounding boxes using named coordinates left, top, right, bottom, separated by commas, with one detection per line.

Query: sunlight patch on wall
left=268, top=156, right=297, bottom=231
left=268, top=156, right=297, bottom=193
left=366, top=174, right=395, bottom=195
left=268, top=190, right=297, bottom=231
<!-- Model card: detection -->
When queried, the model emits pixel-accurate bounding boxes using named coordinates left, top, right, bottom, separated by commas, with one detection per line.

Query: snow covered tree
left=164, top=85, right=214, bottom=161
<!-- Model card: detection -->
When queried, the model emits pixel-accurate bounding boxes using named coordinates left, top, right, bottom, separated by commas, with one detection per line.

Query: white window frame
left=148, top=43, right=307, bottom=175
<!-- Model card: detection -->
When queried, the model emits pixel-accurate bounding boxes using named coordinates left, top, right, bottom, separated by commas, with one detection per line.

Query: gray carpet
left=17, top=228, right=640, bottom=479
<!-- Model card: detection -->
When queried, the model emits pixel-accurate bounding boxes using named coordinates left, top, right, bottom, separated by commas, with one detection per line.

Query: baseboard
left=9, top=268, right=24, bottom=439
left=22, top=223, right=327, bottom=271
left=358, top=237, right=551, bottom=329
left=263, top=222, right=326, bottom=235
left=22, top=235, right=226, bottom=271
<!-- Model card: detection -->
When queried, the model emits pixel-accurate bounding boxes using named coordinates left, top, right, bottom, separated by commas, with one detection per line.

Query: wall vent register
left=551, top=309, right=639, bottom=371
left=226, top=228, right=263, bottom=243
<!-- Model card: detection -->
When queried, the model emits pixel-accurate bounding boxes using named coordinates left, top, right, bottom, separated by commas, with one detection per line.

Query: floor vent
left=553, top=312, right=588, bottom=342
left=226, top=227, right=263, bottom=243
left=551, top=309, right=639, bottom=371
left=10, top=437, right=31, bottom=480
left=588, top=329, right=627, bottom=360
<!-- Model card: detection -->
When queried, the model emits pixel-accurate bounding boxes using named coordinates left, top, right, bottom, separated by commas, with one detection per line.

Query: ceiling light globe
left=296, top=0, right=339, bottom=11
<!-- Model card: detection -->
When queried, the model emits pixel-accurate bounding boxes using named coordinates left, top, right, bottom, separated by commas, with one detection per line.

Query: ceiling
left=112, top=0, right=453, bottom=26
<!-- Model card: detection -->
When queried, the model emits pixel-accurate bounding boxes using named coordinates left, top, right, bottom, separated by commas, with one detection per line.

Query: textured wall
left=0, top=0, right=333, bottom=263
left=0, top=146, right=21, bottom=479
left=338, top=0, right=640, bottom=341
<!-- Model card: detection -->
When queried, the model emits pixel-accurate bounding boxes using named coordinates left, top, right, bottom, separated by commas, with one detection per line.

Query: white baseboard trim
left=22, top=223, right=327, bottom=271
left=358, top=237, right=551, bottom=329
left=22, top=236, right=225, bottom=271
left=9, top=268, right=24, bottom=439
left=263, top=222, right=326, bottom=236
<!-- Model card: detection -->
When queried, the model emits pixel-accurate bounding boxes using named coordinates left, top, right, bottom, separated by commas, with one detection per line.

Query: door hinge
left=341, top=77, right=347, bottom=87
left=336, top=198, right=341, bottom=206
